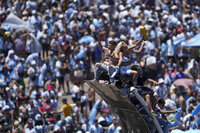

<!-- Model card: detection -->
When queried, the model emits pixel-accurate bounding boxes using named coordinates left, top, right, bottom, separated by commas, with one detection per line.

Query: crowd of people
left=0, top=0, right=199, bottom=132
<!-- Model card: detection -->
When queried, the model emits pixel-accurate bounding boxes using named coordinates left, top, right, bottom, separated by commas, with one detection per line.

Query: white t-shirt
left=98, top=116, right=106, bottom=123
left=90, top=124, right=103, bottom=133
left=72, top=85, right=80, bottom=94
left=72, top=85, right=80, bottom=98
left=167, top=39, right=175, bottom=56
left=74, top=69, right=83, bottom=77
left=55, top=60, right=62, bottom=77
left=25, top=128, right=36, bottom=133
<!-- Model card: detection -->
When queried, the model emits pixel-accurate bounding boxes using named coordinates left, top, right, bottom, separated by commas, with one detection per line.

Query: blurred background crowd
left=0, top=0, right=200, bottom=132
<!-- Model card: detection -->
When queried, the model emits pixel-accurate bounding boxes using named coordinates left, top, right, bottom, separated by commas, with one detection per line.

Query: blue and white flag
left=183, top=34, right=200, bottom=47
left=1, top=13, right=35, bottom=32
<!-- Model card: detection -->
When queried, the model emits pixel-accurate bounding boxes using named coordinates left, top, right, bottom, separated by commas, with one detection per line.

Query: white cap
left=148, top=18, right=154, bottom=22
left=35, top=114, right=42, bottom=121
left=31, top=60, right=36, bottom=65
left=5, top=87, right=10, bottom=91
left=171, top=5, right=177, bottom=10
left=9, top=50, right=14, bottom=54
left=14, top=121, right=20, bottom=126
left=60, top=54, right=65, bottom=58
left=99, top=5, right=109, bottom=10
left=156, top=7, right=161, bottom=10
left=32, top=10, right=36, bottom=14
left=158, top=78, right=164, bottom=84
left=119, top=5, right=125, bottom=11
left=59, top=14, right=64, bottom=18
left=163, top=15, right=168, bottom=19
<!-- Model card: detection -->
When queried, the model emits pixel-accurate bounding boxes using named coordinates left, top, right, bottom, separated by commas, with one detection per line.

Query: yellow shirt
left=61, top=103, right=72, bottom=118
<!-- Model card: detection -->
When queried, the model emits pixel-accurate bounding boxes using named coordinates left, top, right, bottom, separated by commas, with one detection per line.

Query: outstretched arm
left=160, top=109, right=177, bottom=114
left=145, top=79, right=158, bottom=86
left=129, top=42, right=145, bottom=53
left=128, top=38, right=143, bottom=50
left=97, top=34, right=108, bottom=51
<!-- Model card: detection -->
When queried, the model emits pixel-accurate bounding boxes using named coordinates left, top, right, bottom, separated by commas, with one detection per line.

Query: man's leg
left=145, top=94, right=154, bottom=112
left=156, top=117, right=169, bottom=133
left=109, top=66, right=118, bottom=83
left=94, top=63, right=108, bottom=80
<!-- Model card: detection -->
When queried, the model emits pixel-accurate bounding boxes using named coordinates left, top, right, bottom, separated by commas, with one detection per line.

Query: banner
left=183, top=34, right=200, bottom=47
left=1, top=13, right=35, bottom=32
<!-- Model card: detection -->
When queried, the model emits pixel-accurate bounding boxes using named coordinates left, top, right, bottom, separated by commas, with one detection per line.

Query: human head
left=157, top=98, right=165, bottom=109
left=115, top=41, right=125, bottom=52
left=158, top=78, right=164, bottom=86
left=108, top=40, right=117, bottom=50
left=8, top=50, right=14, bottom=58
left=94, top=119, right=98, bottom=126
left=31, top=60, right=36, bottom=67
left=62, top=98, right=67, bottom=104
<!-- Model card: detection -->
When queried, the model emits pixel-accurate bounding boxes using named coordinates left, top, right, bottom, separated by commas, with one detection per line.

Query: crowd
left=0, top=0, right=199, bottom=132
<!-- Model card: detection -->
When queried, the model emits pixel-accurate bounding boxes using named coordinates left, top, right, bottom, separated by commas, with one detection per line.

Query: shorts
left=57, top=77, right=64, bottom=84
left=64, top=73, right=70, bottom=81
left=119, top=66, right=131, bottom=75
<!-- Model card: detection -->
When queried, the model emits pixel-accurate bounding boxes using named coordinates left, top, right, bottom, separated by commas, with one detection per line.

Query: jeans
left=157, top=117, right=169, bottom=133
left=145, top=116, right=169, bottom=133
left=94, top=64, right=108, bottom=80
left=94, top=64, right=116, bottom=83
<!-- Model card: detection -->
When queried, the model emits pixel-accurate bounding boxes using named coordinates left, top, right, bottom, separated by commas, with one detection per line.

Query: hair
left=108, top=40, right=117, bottom=46
left=158, top=98, right=165, bottom=104
left=115, top=41, right=124, bottom=52
left=62, top=98, right=67, bottom=103
left=188, top=106, right=194, bottom=113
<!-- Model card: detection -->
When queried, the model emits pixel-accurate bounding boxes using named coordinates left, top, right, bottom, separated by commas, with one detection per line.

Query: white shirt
left=25, top=128, right=36, bottom=133
left=108, top=124, right=121, bottom=133
left=72, top=85, right=80, bottom=98
left=50, top=99, right=58, bottom=111
left=167, top=39, right=175, bottom=56
left=55, top=60, right=62, bottom=77
left=98, top=117, right=106, bottom=123
left=74, top=69, right=83, bottom=77
left=81, top=123, right=90, bottom=132
left=27, top=67, right=35, bottom=75
left=90, top=124, right=103, bottom=133
left=19, top=105, right=26, bottom=117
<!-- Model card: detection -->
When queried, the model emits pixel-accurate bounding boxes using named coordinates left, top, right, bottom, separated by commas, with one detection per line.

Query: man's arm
left=145, top=79, right=158, bottom=86
left=160, top=109, right=177, bottom=114
left=97, top=34, right=108, bottom=51
left=54, top=106, right=64, bottom=114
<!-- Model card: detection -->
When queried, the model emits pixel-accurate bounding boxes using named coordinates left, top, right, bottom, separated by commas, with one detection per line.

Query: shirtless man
left=93, top=35, right=117, bottom=82
left=94, top=36, right=143, bottom=83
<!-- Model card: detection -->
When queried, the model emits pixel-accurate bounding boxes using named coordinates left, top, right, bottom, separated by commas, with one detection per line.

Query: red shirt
left=40, top=104, right=51, bottom=112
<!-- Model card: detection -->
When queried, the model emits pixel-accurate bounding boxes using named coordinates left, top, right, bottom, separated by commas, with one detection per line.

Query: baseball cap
left=49, top=117, right=54, bottom=123
left=158, top=78, right=164, bottom=84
